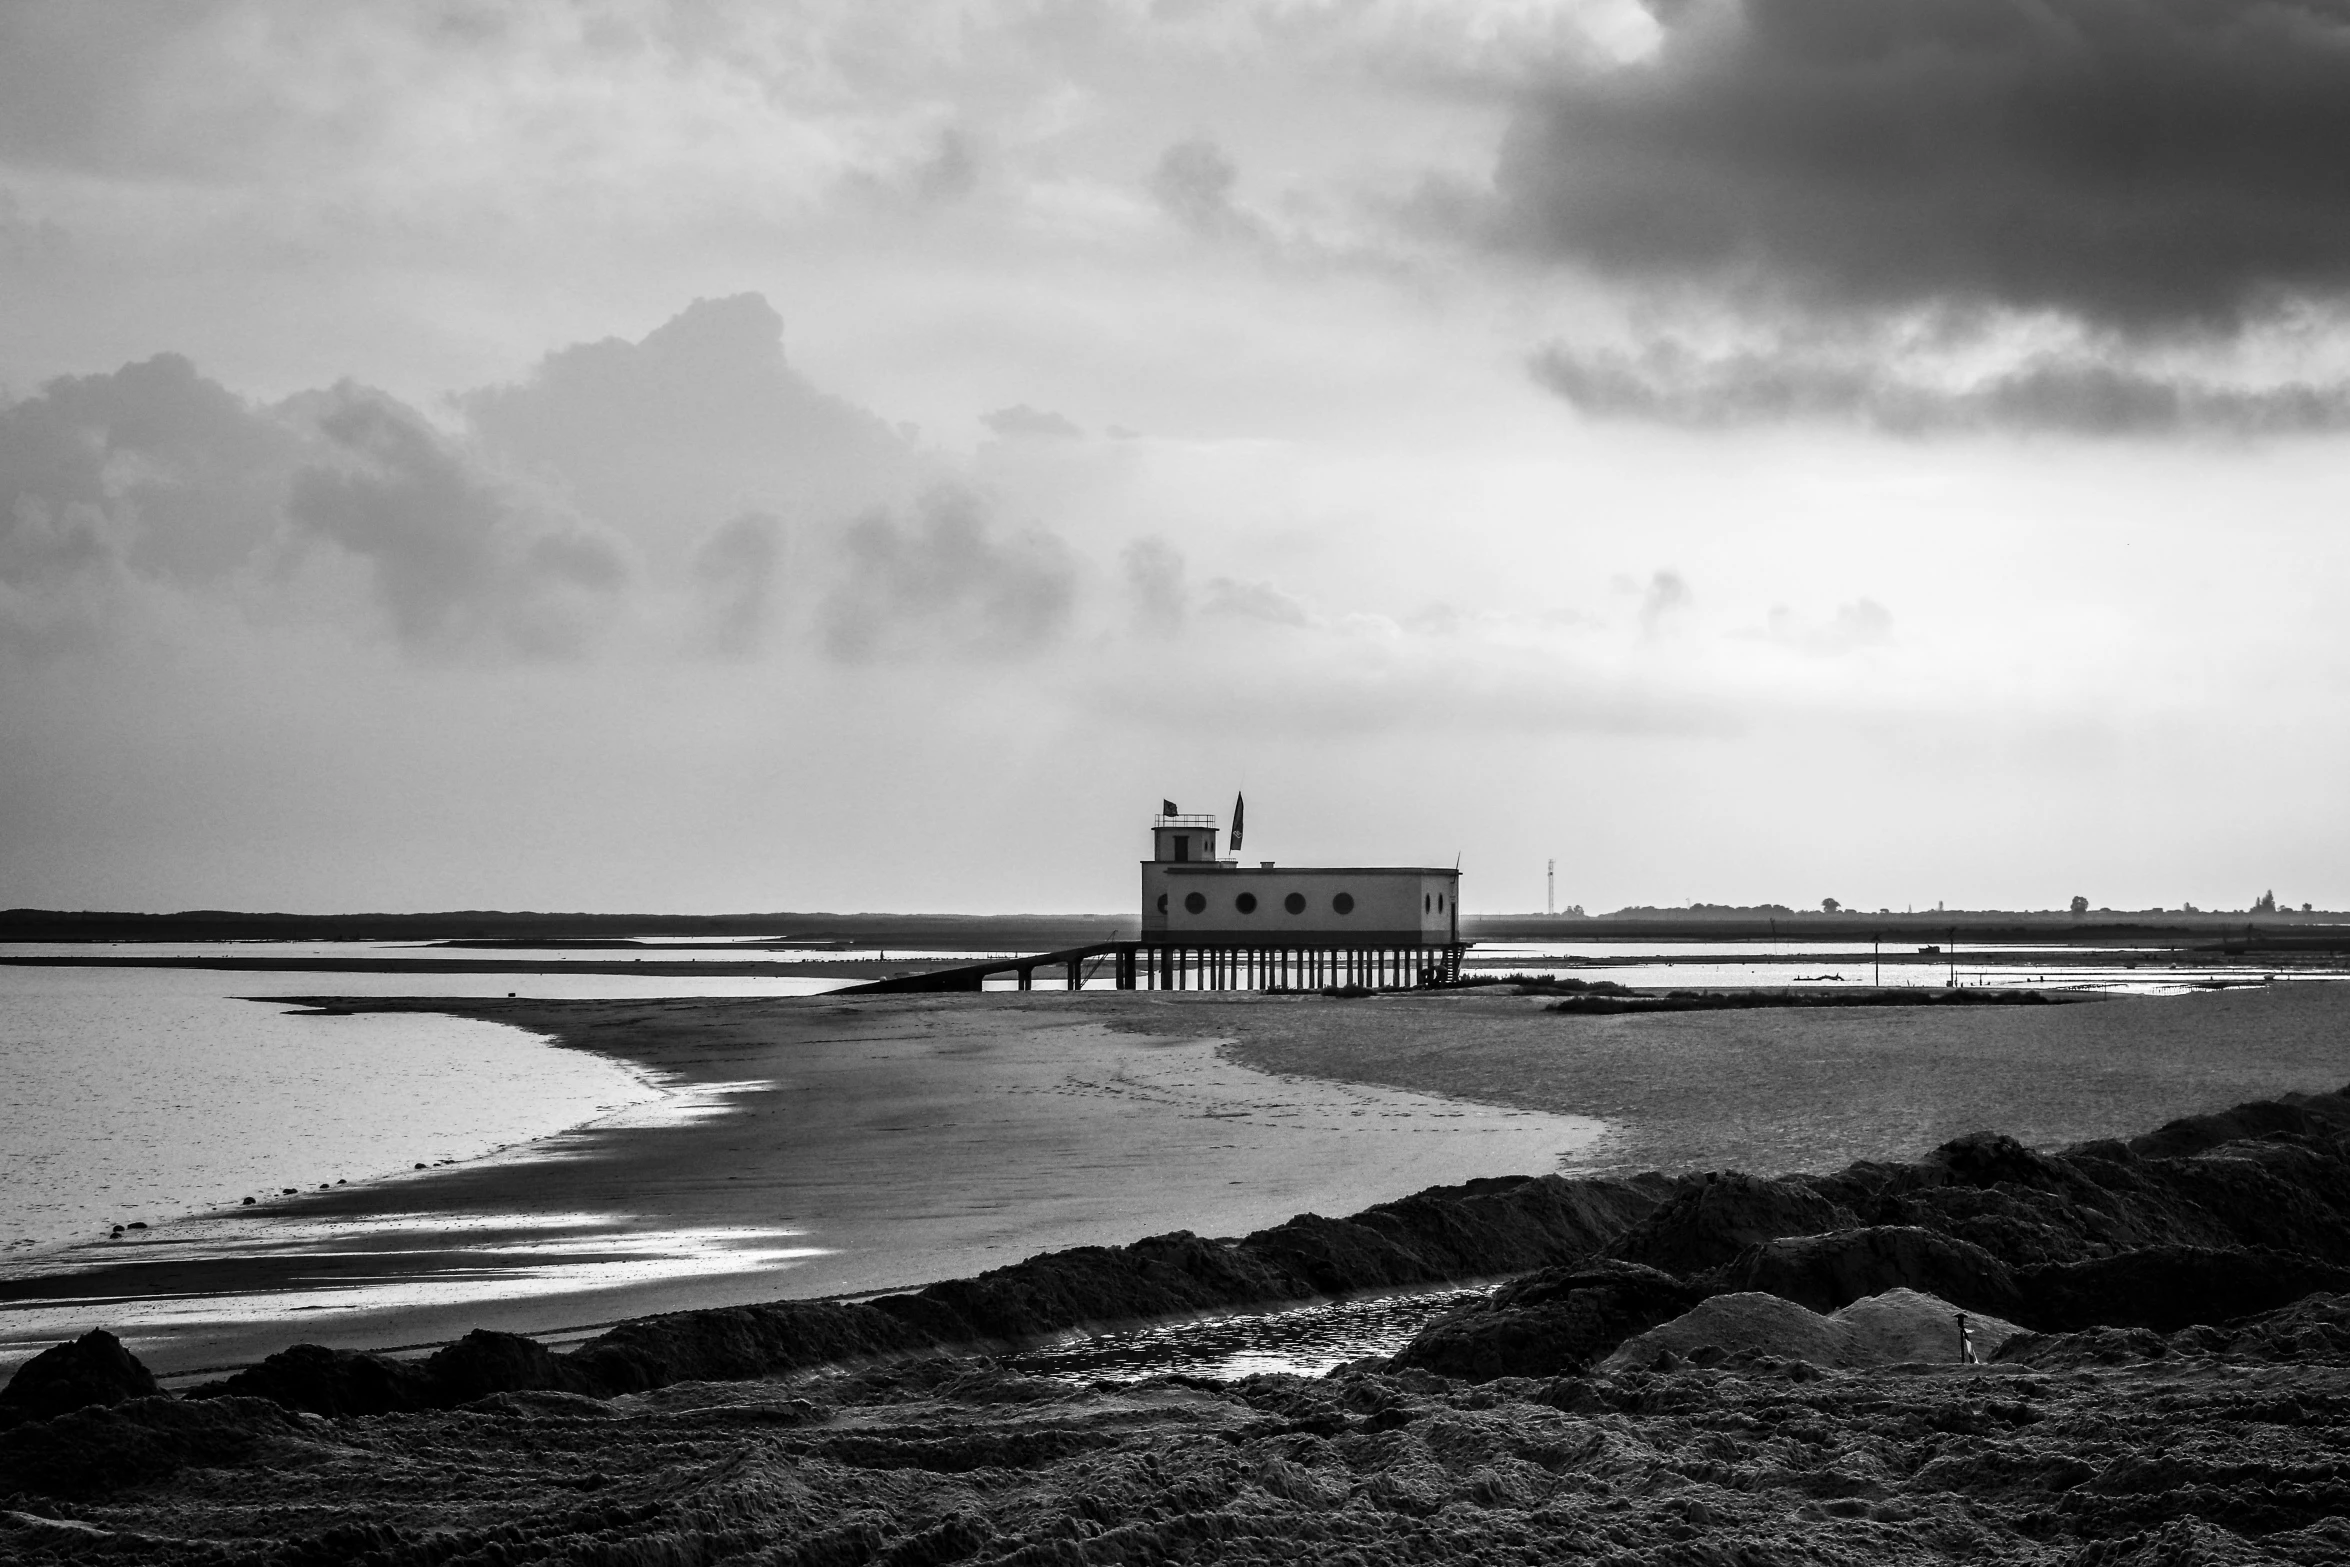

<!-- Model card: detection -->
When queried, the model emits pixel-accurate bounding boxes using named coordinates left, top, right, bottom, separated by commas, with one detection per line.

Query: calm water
left=0, top=961, right=851, bottom=1263
left=1460, top=939, right=2326, bottom=996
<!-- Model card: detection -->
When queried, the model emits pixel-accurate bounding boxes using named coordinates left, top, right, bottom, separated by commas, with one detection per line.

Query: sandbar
left=1121, top=979, right=2350, bottom=1173
left=0, top=993, right=1602, bottom=1377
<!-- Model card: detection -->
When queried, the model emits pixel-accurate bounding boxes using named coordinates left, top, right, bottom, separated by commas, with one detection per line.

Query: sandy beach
left=6, top=980, right=2345, bottom=1384
left=0, top=992, right=1602, bottom=1378
left=1122, top=980, right=2350, bottom=1175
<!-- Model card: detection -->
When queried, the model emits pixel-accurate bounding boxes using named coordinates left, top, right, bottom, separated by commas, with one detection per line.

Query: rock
left=1601, top=1287, right=2027, bottom=1372
left=2083, top=1516, right=2284, bottom=1565
left=1918, top=1129, right=2086, bottom=1192
left=192, top=1342, right=435, bottom=1416
left=1716, top=1225, right=2024, bottom=1317
left=1388, top=1260, right=1706, bottom=1381
left=2126, top=1086, right=2350, bottom=1159
left=423, top=1329, right=592, bottom=1403
left=1805, top=1092, right=2350, bottom=1271
left=567, top=1300, right=941, bottom=1396
left=2001, top=1291, right=2350, bottom=1369
left=1239, top=1173, right=1667, bottom=1298
left=1600, top=1172, right=1855, bottom=1276
left=0, top=1394, right=308, bottom=1498
left=2193, top=1290, right=2350, bottom=1363
left=0, top=1329, right=160, bottom=1422
left=2016, top=1245, right=2350, bottom=1334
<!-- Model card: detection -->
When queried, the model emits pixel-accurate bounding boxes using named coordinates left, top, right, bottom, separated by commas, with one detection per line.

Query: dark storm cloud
left=287, top=388, right=626, bottom=657
left=1498, top=0, right=2350, bottom=332
left=820, top=487, right=1074, bottom=664
left=1533, top=341, right=2350, bottom=435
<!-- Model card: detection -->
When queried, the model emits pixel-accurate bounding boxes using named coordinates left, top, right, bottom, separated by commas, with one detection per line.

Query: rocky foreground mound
left=1599, top=1288, right=2031, bottom=1374
left=1393, top=1082, right=2350, bottom=1381
left=3, top=1085, right=2349, bottom=1563
left=3, top=1303, right=2348, bottom=1565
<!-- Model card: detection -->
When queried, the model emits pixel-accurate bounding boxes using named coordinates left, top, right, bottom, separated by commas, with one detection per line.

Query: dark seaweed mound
left=0, top=1330, right=156, bottom=1424
left=1391, top=1083, right=2350, bottom=1380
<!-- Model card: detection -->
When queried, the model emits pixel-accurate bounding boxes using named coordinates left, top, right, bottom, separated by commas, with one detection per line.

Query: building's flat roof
left=1138, top=933, right=1458, bottom=947
left=1150, top=864, right=1459, bottom=876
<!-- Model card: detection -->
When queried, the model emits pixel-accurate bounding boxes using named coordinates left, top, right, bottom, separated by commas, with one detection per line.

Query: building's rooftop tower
left=1151, top=810, right=1227, bottom=866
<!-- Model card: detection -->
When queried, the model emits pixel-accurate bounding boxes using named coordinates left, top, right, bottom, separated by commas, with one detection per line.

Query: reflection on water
left=1462, top=939, right=2338, bottom=997
left=0, top=940, right=1009, bottom=971
left=0, top=1211, right=825, bottom=1359
left=0, top=965, right=783, bottom=1260
left=1465, top=960, right=2289, bottom=996
left=1012, top=1284, right=1494, bottom=1383
left=1467, top=940, right=2220, bottom=959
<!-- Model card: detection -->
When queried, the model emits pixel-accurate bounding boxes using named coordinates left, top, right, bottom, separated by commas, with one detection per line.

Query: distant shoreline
left=0, top=954, right=915, bottom=977
left=6, top=905, right=2348, bottom=949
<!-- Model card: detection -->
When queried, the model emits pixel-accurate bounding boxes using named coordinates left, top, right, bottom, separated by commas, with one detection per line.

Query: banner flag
left=1231, top=792, right=1245, bottom=853
left=1162, top=799, right=1178, bottom=816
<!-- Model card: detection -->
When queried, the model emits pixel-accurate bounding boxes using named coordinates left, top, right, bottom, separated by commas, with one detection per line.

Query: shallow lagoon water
left=0, top=963, right=855, bottom=1262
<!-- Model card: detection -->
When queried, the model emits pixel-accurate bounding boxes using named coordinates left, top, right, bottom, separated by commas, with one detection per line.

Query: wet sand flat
left=0, top=993, right=1601, bottom=1377
left=1109, top=980, right=2350, bottom=1175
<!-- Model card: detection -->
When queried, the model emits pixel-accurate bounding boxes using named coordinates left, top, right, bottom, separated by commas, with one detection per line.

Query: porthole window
left=1333, top=892, right=1355, bottom=915
left=1236, top=892, right=1258, bottom=914
left=1184, top=891, right=1207, bottom=914
left=1283, top=892, right=1307, bottom=915
left=1423, top=894, right=1431, bottom=913
left=1438, top=893, right=1446, bottom=912
left=1157, top=893, right=1168, bottom=913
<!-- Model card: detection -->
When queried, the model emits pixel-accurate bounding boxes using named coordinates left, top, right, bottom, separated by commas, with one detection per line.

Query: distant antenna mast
left=1547, top=859, right=1555, bottom=917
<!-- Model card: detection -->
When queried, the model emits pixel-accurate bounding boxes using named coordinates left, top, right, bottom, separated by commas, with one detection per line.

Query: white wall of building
left=1140, top=863, right=1458, bottom=945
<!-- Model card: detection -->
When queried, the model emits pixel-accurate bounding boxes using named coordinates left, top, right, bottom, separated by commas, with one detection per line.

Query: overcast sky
left=5, top=0, right=2350, bottom=916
